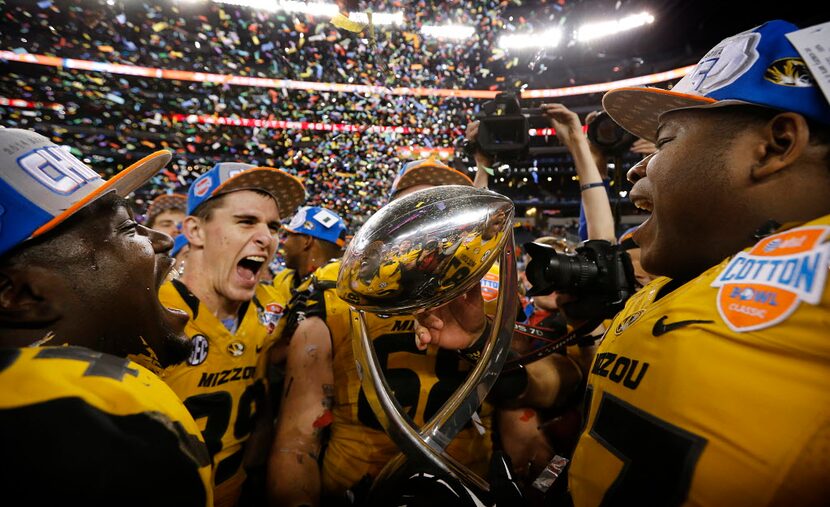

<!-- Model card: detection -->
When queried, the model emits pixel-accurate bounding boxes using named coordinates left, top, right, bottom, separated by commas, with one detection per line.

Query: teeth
left=632, top=198, right=653, bottom=212
left=245, top=255, right=266, bottom=262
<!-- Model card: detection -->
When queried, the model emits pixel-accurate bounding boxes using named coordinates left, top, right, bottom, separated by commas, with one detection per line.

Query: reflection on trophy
left=337, top=185, right=518, bottom=500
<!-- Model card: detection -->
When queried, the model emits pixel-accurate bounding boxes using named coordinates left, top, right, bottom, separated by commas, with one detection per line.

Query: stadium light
left=348, top=11, right=404, bottom=26
left=498, top=28, right=561, bottom=49
left=209, top=0, right=402, bottom=25
left=421, top=24, right=475, bottom=40
left=577, top=12, right=655, bottom=42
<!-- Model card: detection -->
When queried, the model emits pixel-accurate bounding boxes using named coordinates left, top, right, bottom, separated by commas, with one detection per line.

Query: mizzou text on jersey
left=569, top=216, right=830, bottom=506
left=160, top=279, right=290, bottom=507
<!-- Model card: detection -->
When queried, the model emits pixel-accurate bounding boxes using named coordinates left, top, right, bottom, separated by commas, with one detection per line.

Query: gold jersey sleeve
left=570, top=216, right=830, bottom=507
left=304, top=262, right=493, bottom=496
left=353, top=260, right=403, bottom=298
left=159, top=279, right=289, bottom=507
left=0, top=346, right=212, bottom=506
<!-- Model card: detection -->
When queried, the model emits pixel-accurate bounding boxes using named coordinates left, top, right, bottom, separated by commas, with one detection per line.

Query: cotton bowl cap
left=284, top=205, right=348, bottom=247
left=389, top=156, right=473, bottom=197
left=187, top=162, right=306, bottom=217
left=0, top=128, right=171, bottom=257
left=603, top=20, right=830, bottom=142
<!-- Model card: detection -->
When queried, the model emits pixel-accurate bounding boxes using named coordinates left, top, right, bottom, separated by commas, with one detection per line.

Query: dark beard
left=116, top=325, right=193, bottom=371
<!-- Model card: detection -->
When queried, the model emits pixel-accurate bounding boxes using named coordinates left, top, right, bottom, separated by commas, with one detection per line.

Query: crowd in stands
left=0, top=0, right=647, bottom=231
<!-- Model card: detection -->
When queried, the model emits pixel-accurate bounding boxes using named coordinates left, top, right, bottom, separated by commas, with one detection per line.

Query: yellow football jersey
left=159, top=279, right=290, bottom=507
left=291, top=260, right=494, bottom=496
left=570, top=215, right=830, bottom=506
left=440, top=233, right=501, bottom=292
left=353, top=259, right=403, bottom=298
left=0, top=346, right=212, bottom=506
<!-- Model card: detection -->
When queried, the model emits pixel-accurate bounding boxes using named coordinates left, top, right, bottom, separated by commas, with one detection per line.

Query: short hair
left=191, top=189, right=275, bottom=222
left=706, top=105, right=830, bottom=165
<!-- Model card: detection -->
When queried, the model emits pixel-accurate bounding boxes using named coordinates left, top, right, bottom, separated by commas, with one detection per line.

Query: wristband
left=457, top=317, right=493, bottom=364
left=580, top=181, right=606, bottom=192
left=478, top=164, right=495, bottom=176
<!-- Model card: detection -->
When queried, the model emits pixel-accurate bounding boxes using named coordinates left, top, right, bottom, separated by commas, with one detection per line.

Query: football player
left=267, top=158, right=497, bottom=507
left=417, top=19, right=830, bottom=506
left=0, top=128, right=212, bottom=506
left=279, top=205, right=348, bottom=290
left=145, top=192, right=187, bottom=238
left=159, top=162, right=305, bottom=507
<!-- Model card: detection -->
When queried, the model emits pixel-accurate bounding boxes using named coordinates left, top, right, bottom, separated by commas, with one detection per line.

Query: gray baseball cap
left=0, top=128, right=172, bottom=256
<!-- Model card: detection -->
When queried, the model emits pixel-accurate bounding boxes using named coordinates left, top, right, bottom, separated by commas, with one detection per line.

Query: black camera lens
left=545, top=254, right=600, bottom=292
left=587, top=111, right=637, bottom=156
left=525, top=243, right=599, bottom=297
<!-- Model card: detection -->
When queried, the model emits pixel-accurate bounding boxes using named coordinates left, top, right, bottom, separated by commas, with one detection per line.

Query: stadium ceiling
left=189, top=0, right=824, bottom=88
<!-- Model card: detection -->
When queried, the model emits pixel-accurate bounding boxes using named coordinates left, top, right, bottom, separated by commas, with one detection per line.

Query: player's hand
left=541, top=103, right=583, bottom=148
left=414, top=283, right=487, bottom=350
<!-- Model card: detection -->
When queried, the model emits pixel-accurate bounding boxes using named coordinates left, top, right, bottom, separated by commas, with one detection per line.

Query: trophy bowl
left=337, top=185, right=514, bottom=314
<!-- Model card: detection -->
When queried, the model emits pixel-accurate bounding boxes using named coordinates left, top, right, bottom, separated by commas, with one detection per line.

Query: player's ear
left=302, top=234, right=314, bottom=251
left=0, top=265, right=61, bottom=327
left=750, top=112, right=810, bottom=180
left=182, top=216, right=205, bottom=248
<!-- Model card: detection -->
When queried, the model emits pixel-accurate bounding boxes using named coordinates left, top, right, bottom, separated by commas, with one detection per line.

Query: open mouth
left=630, top=196, right=654, bottom=213
left=237, top=255, right=266, bottom=282
left=154, top=255, right=190, bottom=330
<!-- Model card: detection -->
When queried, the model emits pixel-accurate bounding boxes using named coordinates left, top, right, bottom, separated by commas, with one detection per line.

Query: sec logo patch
left=187, top=334, right=209, bottom=366
left=193, top=176, right=212, bottom=197
left=712, top=226, right=830, bottom=332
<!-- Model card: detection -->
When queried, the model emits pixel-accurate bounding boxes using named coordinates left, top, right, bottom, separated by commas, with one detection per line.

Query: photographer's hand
left=585, top=110, right=609, bottom=179
left=541, top=103, right=584, bottom=149
left=542, top=103, right=616, bottom=243
left=414, top=283, right=487, bottom=351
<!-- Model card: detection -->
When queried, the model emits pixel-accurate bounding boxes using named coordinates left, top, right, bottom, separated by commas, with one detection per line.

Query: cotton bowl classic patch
left=711, top=226, right=830, bottom=332
left=481, top=270, right=500, bottom=302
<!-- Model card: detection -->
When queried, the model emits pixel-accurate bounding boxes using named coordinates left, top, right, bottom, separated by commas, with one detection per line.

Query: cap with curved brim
left=602, top=87, right=746, bottom=142
left=32, top=150, right=173, bottom=238
left=212, top=167, right=306, bottom=218
left=392, top=164, right=473, bottom=196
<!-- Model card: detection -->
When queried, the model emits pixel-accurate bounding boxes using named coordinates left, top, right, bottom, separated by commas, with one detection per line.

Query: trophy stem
left=355, top=238, right=519, bottom=498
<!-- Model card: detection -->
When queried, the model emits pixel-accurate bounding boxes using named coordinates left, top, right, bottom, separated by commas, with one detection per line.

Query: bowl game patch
left=711, top=226, right=830, bottom=332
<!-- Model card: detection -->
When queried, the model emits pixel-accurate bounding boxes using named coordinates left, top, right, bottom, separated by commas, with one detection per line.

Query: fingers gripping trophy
left=336, top=185, right=518, bottom=503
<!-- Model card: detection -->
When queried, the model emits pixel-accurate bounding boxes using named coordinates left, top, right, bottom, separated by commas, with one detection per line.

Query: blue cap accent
left=284, top=206, right=348, bottom=247
left=604, top=20, right=830, bottom=142
left=171, top=233, right=189, bottom=257
left=0, top=128, right=171, bottom=257
left=186, top=162, right=256, bottom=215
left=697, top=20, right=830, bottom=123
left=186, top=161, right=306, bottom=218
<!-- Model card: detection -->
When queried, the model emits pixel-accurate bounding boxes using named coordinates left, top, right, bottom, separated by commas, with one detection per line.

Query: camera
left=475, top=92, right=544, bottom=162
left=587, top=111, right=637, bottom=157
left=523, top=239, right=636, bottom=321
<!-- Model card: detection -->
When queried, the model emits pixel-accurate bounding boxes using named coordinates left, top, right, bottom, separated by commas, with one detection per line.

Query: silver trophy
left=337, top=185, right=518, bottom=498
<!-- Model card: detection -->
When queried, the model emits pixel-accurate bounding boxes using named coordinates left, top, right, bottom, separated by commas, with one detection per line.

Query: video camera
left=586, top=111, right=637, bottom=157
left=524, top=239, right=636, bottom=321
left=475, top=92, right=545, bottom=163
